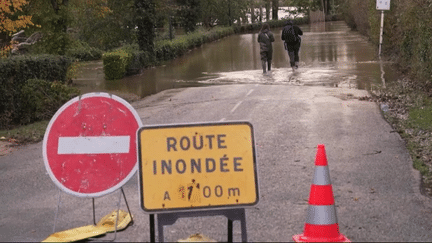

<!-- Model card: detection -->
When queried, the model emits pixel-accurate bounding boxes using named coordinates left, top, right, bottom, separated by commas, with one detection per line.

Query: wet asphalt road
left=2, top=84, right=432, bottom=242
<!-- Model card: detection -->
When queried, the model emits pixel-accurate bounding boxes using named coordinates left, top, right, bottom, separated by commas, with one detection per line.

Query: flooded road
left=73, top=21, right=397, bottom=98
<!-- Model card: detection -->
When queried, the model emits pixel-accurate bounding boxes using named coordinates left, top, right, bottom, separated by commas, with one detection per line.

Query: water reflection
left=73, top=21, right=397, bottom=98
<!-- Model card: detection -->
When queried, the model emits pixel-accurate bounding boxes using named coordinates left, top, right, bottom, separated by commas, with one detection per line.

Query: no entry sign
left=138, top=122, right=259, bottom=212
left=43, top=93, right=143, bottom=198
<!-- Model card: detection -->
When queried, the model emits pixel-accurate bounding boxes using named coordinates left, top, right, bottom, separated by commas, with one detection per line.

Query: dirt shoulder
left=0, top=139, right=19, bottom=156
left=368, top=74, right=432, bottom=197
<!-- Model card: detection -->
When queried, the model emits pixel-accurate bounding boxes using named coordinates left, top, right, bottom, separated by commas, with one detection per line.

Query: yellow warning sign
left=138, top=122, right=259, bottom=212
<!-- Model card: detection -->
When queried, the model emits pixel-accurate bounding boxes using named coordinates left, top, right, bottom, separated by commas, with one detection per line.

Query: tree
left=272, top=0, right=278, bottom=20
left=134, top=0, right=155, bottom=54
left=264, top=0, right=270, bottom=21
left=26, top=0, right=118, bottom=53
left=0, top=0, right=34, bottom=57
left=200, top=0, right=221, bottom=27
left=226, top=0, right=248, bottom=25
left=250, top=0, right=255, bottom=24
left=284, top=0, right=322, bottom=18
left=176, top=0, right=200, bottom=33
left=0, top=0, right=34, bottom=34
left=259, top=2, right=263, bottom=22
left=25, top=0, right=72, bottom=55
left=70, top=0, right=134, bottom=50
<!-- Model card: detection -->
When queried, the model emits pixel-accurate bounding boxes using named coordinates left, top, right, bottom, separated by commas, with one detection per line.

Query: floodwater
left=73, top=21, right=397, bottom=98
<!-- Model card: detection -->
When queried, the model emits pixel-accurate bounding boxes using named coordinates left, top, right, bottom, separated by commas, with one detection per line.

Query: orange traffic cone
left=293, top=144, right=350, bottom=242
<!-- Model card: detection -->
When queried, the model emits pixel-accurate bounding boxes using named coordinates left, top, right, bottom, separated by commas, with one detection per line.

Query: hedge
left=102, top=49, right=132, bottom=80
left=66, top=40, right=103, bottom=61
left=20, top=79, right=80, bottom=125
left=0, top=55, right=72, bottom=128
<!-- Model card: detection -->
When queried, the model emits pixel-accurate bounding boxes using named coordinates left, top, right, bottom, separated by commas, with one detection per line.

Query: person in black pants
left=281, top=20, right=303, bottom=71
left=257, top=23, right=275, bottom=74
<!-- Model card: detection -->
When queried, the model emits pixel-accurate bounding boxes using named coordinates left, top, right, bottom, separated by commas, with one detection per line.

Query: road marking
left=231, top=101, right=243, bottom=113
left=224, top=88, right=255, bottom=119
left=246, top=89, right=254, bottom=97
left=58, top=136, right=130, bottom=154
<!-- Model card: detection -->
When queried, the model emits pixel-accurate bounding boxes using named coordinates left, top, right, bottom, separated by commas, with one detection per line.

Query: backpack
left=282, top=25, right=298, bottom=44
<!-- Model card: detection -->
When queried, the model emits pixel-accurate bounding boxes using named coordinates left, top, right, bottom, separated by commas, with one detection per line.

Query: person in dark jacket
left=281, top=20, right=303, bottom=71
left=257, top=23, right=275, bottom=73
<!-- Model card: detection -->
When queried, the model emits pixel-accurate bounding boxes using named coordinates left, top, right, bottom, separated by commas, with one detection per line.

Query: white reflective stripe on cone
left=306, top=205, right=338, bottom=225
left=313, top=166, right=332, bottom=185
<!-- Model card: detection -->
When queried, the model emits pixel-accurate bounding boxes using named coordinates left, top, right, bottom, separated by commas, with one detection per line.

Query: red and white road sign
left=42, top=93, right=143, bottom=198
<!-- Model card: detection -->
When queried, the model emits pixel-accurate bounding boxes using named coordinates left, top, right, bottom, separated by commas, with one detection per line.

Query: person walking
left=257, top=23, right=275, bottom=74
left=281, top=20, right=303, bottom=72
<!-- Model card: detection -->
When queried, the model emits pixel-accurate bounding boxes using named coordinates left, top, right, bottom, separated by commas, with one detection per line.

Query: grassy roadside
left=370, top=75, right=432, bottom=196
left=0, top=120, right=49, bottom=144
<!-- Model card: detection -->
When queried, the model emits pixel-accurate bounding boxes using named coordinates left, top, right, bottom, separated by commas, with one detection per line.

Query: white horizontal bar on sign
left=58, top=136, right=130, bottom=154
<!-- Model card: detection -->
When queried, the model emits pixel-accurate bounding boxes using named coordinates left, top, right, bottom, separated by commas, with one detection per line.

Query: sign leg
left=240, top=209, right=248, bottom=242
left=150, top=214, right=155, bottom=243
left=92, top=198, right=96, bottom=225
left=228, top=219, right=233, bottom=242
left=88, top=189, right=122, bottom=242
left=121, top=188, right=134, bottom=225
left=379, top=10, right=385, bottom=56
left=111, top=190, right=122, bottom=241
left=53, top=189, right=62, bottom=234
left=157, top=217, right=164, bottom=242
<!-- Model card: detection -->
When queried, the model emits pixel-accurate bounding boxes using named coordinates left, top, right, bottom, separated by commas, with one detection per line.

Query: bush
left=104, top=44, right=154, bottom=76
left=19, top=79, right=80, bottom=124
left=126, top=49, right=152, bottom=75
left=0, top=55, right=72, bottom=128
left=155, top=40, right=176, bottom=61
left=66, top=40, right=103, bottom=61
left=102, top=49, right=132, bottom=80
left=0, top=55, right=72, bottom=85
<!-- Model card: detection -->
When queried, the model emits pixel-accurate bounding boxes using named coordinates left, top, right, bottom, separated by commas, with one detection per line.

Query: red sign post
left=43, top=93, right=143, bottom=198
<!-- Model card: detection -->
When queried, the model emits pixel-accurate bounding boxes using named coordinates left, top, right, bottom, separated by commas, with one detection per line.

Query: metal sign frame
left=137, top=121, right=259, bottom=213
left=154, top=208, right=247, bottom=242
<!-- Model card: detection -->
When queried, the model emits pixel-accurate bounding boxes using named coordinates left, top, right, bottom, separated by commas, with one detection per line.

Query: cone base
left=292, top=233, right=350, bottom=242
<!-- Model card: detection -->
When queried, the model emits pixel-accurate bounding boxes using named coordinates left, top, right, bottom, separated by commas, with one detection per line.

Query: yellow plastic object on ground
left=42, top=210, right=132, bottom=242
left=42, top=225, right=106, bottom=242
left=178, top=233, right=216, bottom=242
left=96, top=209, right=132, bottom=233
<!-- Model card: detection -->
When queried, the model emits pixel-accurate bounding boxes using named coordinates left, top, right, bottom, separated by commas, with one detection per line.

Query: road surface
left=1, top=83, right=432, bottom=242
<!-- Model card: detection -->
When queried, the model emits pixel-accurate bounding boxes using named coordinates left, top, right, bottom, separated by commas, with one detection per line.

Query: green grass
left=0, top=120, right=49, bottom=144
left=413, top=158, right=429, bottom=176
left=408, top=106, right=432, bottom=131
